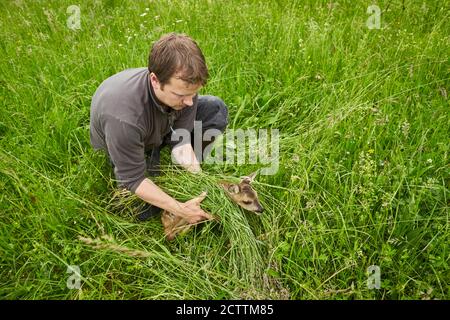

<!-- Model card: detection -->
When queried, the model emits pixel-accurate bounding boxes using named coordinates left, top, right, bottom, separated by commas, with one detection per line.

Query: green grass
left=0, top=0, right=449, bottom=299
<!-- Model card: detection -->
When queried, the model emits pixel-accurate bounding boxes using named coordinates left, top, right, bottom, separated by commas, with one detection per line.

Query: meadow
left=0, top=0, right=448, bottom=299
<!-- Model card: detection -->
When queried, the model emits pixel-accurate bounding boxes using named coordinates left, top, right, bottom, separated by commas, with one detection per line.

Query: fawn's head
left=220, top=171, right=264, bottom=214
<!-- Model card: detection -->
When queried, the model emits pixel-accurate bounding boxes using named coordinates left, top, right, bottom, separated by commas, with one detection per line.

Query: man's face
left=150, top=72, right=202, bottom=111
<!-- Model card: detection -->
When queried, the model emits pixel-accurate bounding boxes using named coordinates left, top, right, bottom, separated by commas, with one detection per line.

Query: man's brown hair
left=148, top=33, right=208, bottom=87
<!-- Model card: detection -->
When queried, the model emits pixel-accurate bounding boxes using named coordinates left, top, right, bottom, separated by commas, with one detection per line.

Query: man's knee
left=192, top=95, right=228, bottom=160
left=196, top=95, right=228, bottom=133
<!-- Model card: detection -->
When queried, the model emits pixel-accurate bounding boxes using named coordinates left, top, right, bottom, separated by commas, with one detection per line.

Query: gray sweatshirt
left=90, top=67, right=198, bottom=193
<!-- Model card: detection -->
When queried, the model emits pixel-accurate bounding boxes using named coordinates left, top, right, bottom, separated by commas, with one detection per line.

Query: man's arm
left=134, top=178, right=211, bottom=223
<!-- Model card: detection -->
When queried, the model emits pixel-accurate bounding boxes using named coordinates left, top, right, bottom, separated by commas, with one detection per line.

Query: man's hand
left=175, top=191, right=212, bottom=224
left=135, top=179, right=212, bottom=224
left=171, top=143, right=201, bottom=173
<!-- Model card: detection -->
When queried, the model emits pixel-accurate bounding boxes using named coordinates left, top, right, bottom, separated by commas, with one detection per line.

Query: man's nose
left=183, top=97, right=194, bottom=106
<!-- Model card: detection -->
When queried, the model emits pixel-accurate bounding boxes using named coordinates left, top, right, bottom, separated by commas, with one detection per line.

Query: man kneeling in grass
left=89, top=33, right=228, bottom=223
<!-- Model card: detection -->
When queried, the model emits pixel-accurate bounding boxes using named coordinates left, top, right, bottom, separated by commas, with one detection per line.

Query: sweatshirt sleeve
left=103, top=114, right=146, bottom=193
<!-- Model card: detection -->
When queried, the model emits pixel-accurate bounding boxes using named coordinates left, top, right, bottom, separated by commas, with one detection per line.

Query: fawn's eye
left=242, top=200, right=252, bottom=205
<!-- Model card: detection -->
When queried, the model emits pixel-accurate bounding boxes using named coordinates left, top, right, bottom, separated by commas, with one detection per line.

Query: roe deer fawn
left=161, top=171, right=264, bottom=241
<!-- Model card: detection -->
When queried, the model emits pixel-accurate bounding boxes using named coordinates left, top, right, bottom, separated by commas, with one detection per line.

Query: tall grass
left=0, top=0, right=448, bottom=299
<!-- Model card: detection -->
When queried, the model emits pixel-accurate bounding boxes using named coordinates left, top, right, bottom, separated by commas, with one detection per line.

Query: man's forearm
left=134, top=178, right=183, bottom=214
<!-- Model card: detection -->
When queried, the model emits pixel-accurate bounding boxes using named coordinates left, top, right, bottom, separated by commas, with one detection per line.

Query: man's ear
left=149, top=72, right=160, bottom=90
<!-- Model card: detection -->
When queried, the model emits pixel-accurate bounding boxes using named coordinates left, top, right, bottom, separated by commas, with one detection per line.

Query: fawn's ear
left=228, top=184, right=240, bottom=194
left=242, top=170, right=258, bottom=184
left=220, top=181, right=240, bottom=194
